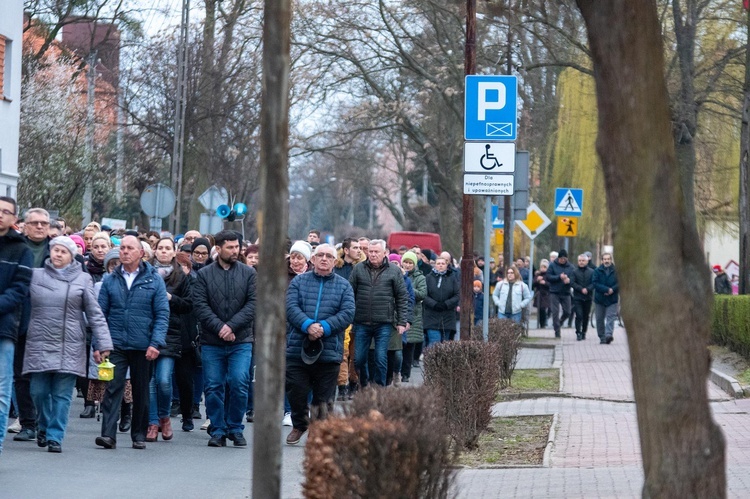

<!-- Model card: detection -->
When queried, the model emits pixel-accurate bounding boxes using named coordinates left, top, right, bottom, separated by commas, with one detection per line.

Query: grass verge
left=458, top=415, right=553, bottom=467
left=499, top=369, right=560, bottom=398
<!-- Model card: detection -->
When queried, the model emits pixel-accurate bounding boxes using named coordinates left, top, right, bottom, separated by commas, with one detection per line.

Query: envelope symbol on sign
left=486, top=122, right=512, bottom=137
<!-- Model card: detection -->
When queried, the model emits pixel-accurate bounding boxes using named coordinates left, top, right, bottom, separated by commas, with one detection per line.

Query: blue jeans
left=29, top=372, right=77, bottom=444
left=202, top=343, right=252, bottom=437
left=498, top=312, right=522, bottom=324
left=0, top=339, right=14, bottom=455
left=353, top=323, right=391, bottom=387
left=426, top=329, right=443, bottom=347
left=149, top=356, right=175, bottom=424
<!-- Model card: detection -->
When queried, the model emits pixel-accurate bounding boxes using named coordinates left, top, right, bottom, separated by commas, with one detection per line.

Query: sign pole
left=528, top=237, right=534, bottom=335
left=483, top=196, right=491, bottom=341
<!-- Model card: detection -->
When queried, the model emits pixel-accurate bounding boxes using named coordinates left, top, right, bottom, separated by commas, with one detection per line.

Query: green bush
left=712, top=295, right=750, bottom=359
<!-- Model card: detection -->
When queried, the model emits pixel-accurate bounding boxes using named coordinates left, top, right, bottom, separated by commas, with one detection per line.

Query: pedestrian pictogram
left=557, top=217, right=578, bottom=237
left=554, top=188, right=584, bottom=216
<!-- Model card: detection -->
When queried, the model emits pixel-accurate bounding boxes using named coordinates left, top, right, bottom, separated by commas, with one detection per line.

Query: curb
left=709, top=367, right=744, bottom=399
left=542, top=413, right=558, bottom=468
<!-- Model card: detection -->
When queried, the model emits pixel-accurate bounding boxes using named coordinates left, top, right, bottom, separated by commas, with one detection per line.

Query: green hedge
left=712, top=295, right=750, bottom=359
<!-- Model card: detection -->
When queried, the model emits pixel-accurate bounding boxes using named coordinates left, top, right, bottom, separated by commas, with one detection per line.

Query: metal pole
left=171, top=0, right=189, bottom=234
left=483, top=196, right=491, bottom=341
left=460, top=0, right=477, bottom=340
left=82, top=50, right=97, bottom=226
left=528, top=238, right=534, bottom=335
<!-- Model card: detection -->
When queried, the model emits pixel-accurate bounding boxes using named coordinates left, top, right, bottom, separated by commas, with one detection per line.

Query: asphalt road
left=1, top=397, right=306, bottom=499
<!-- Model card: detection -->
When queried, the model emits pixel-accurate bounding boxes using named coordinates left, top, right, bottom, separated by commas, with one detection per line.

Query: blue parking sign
left=465, top=75, right=518, bottom=141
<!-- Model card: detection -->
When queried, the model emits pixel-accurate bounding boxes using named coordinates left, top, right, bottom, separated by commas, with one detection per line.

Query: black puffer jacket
left=160, top=269, right=192, bottom=357
left=349, top=257, right=408, bottom=326
left=0, top=230, right=33, bottom=343
left=571, top=265, right=594, bottom=302
left=193, top=260, right=256, bottom=346
left=546, top=258, right=576, bottom=295
left=423, top=268, right=460, bottom=332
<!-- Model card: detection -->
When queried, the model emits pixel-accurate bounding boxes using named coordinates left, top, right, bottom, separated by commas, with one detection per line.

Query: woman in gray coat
left=23, top=236, right=112, bottom=453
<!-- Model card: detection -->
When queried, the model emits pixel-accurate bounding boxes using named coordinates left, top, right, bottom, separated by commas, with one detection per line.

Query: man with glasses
left=284, top=244, right=354, bottom=445
left=0, top=197, right=33, bottom=456
left=180, top=230, right=201, bottom=250
left=11, top=208, right=51, bottom=443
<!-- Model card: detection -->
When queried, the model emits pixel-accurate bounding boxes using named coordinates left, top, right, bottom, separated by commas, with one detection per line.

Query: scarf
left=86, top=256, right=105, bottom=278
left=153, top=260, right=174, bottom=279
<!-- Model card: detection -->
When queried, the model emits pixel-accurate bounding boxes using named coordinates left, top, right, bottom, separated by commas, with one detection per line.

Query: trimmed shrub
left=468, top=317, right=524, bottom=389
left=712, top=295, right=750, bottom=358
left=422, top=340, right=503, bottom=450
left=302, top=387, right=455, bottom=499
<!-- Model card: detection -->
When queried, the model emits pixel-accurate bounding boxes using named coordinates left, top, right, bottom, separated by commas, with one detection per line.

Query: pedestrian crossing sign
left=557, top=217, right=578, bottom=237
left=554, top=188, right=583, bottom=216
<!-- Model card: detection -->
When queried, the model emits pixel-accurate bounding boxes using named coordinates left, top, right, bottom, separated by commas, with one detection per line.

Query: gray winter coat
left=23, top=260, right=112, bottom=377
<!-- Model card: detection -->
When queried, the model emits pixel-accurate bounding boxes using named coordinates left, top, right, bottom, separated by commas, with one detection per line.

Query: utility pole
left=460, top=0, right=476, bottom=340
left=82, top=50, right=98, bottom=226
left=740, top=6, right=750, bottom=294
left=170, top=0, right=190, bottom=234
left=502, top=0, right=515, bottom=268
left=252, top=0, right=291, bottom=497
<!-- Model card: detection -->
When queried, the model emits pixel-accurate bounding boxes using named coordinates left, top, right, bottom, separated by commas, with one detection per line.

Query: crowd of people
left=0, top=195, right=629, bottom=455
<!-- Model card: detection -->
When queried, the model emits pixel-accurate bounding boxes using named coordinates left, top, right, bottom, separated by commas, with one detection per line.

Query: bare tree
left=575, top=0, right=725, bottom=496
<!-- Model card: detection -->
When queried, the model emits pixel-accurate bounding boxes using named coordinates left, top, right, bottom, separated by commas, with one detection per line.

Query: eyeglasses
left=316, top=253, right=336, bottom=259
left=0, top=209, right=15, bottom=217
left=193, top=251, right=209, bottom=257
left=26, top=221, right=49, bottom=227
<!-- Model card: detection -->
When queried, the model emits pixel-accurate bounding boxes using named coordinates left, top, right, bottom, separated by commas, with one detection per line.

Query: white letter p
left=477, top=82, right=506, bottom=121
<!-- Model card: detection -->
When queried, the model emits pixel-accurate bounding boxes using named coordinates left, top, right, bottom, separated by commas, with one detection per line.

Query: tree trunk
left=574, top=1, right=725, bottom=497
left=252, top=0, right=291, bottom=497
left=740, top=6, right=750, bottom=295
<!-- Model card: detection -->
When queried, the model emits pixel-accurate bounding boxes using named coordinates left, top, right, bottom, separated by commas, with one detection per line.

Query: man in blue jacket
left=546, top=249, right=576, bottom=338
left=285, top=244, right=355, bottom=445
left=0, top=197, right=33, bottom=456
left=95, top=235, right=169, bottom=450
left=593, top=253, right=619, bottom=344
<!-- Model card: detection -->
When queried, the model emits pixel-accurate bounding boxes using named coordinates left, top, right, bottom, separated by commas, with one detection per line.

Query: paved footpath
left=455, top=325, right=750, bottom=498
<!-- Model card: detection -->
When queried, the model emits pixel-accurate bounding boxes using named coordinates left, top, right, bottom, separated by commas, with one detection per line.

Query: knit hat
left=103, top=248, right=120, bottom=269
left=290, top=240, right=312, bottom=261
left=402, top=251, right=418, bottom=265
left=69, top=234, right=86, bottom=254
left=713, top=265, right=722, bottom=272
left=388, top=253, right=402, bottom=264
left=50, top=236, right=78, bottom=257
left=558, top=249, right=568, bottom=258
left=191, top=237, right=211, bottom=254
left=473, top=280, right=482, bottom=288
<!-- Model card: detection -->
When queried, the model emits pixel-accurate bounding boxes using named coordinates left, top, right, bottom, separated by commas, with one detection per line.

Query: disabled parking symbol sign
left=465, top=75, right=518, bottom=141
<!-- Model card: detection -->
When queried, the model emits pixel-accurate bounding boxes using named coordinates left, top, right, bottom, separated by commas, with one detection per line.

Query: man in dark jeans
left=545, top=249, right=576, bottom=338
left=95, top=235, right=170, bottom=450
left=284, top=244, right=355, bottom=445
left=571, top=254, right=595, bottom=341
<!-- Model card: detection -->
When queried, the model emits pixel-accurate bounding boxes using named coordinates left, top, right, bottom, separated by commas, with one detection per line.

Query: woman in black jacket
left=423, top=256, right=460, bottom=345
left=147, top=238, right=192, bottom=441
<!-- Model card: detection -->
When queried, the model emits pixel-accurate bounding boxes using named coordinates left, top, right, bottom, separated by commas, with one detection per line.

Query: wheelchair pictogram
left=480, top=144, right=503, bottom=171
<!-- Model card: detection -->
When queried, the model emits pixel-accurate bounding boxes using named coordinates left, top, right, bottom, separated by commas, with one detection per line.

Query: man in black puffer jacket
left=193, top=230, right=256, bottom=447
left=571, top=254, right=594, bottom=341
left=349, top=239, right=408, bottom=387
left=546, top=249, right=576, bottom=338
left=0, top=197, right=33, bottom=457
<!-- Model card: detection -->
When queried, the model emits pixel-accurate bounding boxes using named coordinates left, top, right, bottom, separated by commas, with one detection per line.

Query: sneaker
left=200, top=419, right=211, bottom=431
left=393, top=373, right=401, bottom=386
left=228, top=432, right=247, bottom=446
left=170, top=401, right=180, bottom=418
left=411, top=360, right=420, bottom=368
left=286, top=428, right=306, bottom=445
left=37, top=430, right=47, bottom=448
left=181, top=419, right=194, bottom=432
left=13, top=428, right=36, bottom=441
left=47, top=440, right=62, bottom=453
left=401, top=375, right=410, bottom=383
left=7, top=418, right=21, bottom=433
left=282, top=412, right=292, bottom=427
left=605, top=335, right=613, bottom=344
left=192, top=404, right=202, bottom=419
left=246, top=410, right=254, bottom=423
left=207, top=435, right=226, bottom=447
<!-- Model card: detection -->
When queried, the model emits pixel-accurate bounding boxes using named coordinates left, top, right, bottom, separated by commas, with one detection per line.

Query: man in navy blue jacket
left=95, top=235, right=169, bottom=450
left=0, top=197, right=33, bottom=456
left=593, top=253, right=619, bottom=344
left=285, top=244, right=355, bottom=445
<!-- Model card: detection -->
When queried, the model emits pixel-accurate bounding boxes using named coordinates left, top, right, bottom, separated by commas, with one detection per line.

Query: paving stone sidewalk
left=454, top=325, right=749, bottom=498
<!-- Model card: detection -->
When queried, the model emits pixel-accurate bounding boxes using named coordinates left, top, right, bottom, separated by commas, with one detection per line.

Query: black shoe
left=36, top=430, right=47, bottom=447
left=581, top=333, right=586, bottom=340
left=554, top=333, right=561, bottom=338
left=14, top=428, right=36, bottom=441
left=192, top=404, right=202, bottom=419
left=245, top=410, right=254, bottom=423
left=336, top=385, right=348, bottom=401
left=401, top=375, right=410, bottom=383
left=47, top=440, right=61, bottom=453
left=170, top=400, right=180, bottom=418
left=119, top=413, right=132, bottom=433
left=95, top=436, right=116, bottom=449
left=181, top=419, right=194, bottom=432
left=600, top=340, right=607, bottom=344
left=576, top=333, right=582, bottom=341
left=412, top=360, right=420, bottom=368
left=80, top=405, right=96, bottom=418
left=228, top=432, right=247, bottom=447
left=208, top=435, right=227, bottom=447
left=132, top=441, right=146, bottom=450
left=605, top=335, right=613, bottom=344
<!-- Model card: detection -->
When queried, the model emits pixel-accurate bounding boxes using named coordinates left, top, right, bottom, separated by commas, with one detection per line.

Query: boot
left=119, top=402, right=132, bottom=433
left=160, top=417, right=173, bottom=440
left=576, top=332, right=582, bottom=341
left=80, top=405, right=96, bottom=419
left=146, top=424, right=159, bottom=442
left=336, top=385, right=348, bottom=402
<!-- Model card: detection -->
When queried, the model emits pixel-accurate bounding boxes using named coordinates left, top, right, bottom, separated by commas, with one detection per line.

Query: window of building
left=0, top=36, right=11, bottom=101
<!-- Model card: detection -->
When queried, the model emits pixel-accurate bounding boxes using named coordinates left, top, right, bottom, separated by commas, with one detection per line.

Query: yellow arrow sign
left=557, top=217, right=578, bottom=237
